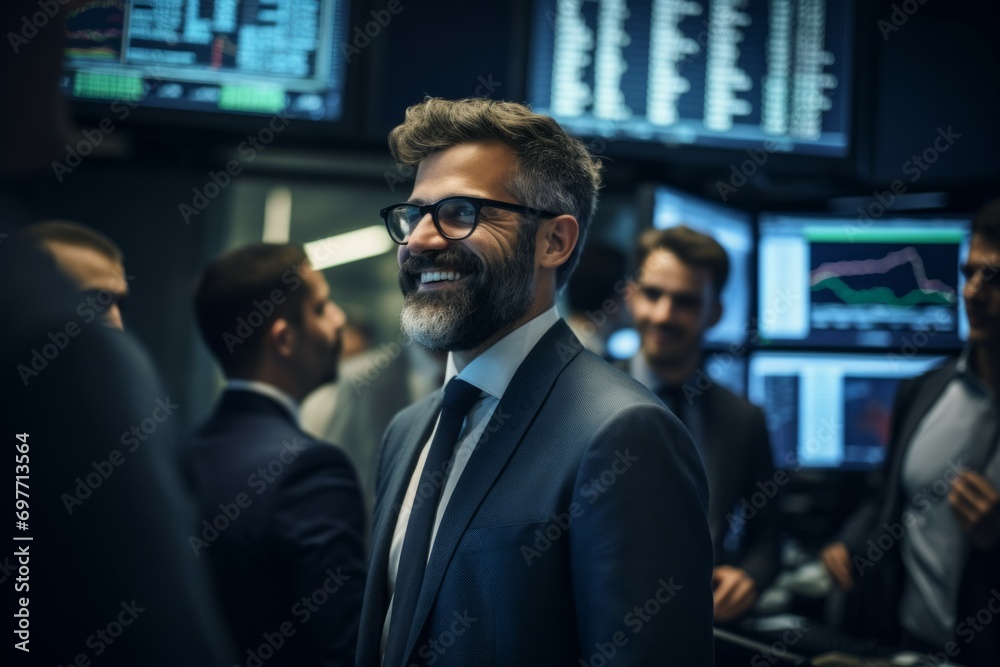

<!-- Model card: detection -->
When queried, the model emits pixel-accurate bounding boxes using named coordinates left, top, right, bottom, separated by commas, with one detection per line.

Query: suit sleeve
left=270, top=444, right=368, bottom=667
left=569, top=403, right=714, bottom=666
left=736, top=407, right=782, bottom=590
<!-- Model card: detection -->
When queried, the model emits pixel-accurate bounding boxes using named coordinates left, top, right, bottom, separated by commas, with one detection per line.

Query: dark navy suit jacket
left=688, top=383, right=780, bottom=592
left=183, top=389, right=367, bottom=667
left=357, top=321, right=714, bottom=666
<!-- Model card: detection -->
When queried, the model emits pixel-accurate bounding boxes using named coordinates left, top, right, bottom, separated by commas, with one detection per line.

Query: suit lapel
left=694, top=384, right=721, bottom=458
left=402, top=321, right=585, bottom=661
left=880, top=362, right=956, bottom=523
left=358, top=394, right=442, bottom=666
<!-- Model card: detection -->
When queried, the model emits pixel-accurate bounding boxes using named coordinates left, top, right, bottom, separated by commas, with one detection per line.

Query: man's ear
left=267, top=318, right=295, bottom=359
left=536, top=215, right=579, bottom=271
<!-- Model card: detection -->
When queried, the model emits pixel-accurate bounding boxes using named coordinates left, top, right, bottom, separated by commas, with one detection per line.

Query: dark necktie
left=382, top=377, right=481, bottom=667
left=657, top=385, right=704, bottom=456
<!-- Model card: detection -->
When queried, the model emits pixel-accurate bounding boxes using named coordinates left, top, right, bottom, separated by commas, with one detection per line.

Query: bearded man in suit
left=357, top=98, right=714, bottom=667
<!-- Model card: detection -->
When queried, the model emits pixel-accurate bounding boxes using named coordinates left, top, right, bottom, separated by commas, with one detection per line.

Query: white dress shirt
left=224, top=379, right=300, bottom=427
left=380, top=305, right=560, bottom=657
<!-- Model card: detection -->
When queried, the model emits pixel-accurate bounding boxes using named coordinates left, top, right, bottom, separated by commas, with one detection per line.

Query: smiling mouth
left=418, top=269, right=468, bottom=287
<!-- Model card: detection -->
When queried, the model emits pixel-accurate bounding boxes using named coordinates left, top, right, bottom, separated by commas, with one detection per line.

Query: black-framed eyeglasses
left=379, top=196, right=559, bottom=245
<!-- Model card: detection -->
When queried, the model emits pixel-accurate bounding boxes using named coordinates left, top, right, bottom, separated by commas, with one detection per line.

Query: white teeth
left=420, top=270, right=465, bottom=284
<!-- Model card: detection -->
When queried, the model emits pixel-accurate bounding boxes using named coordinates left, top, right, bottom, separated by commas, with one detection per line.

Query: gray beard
left=399, top=230, right=536, bottom=352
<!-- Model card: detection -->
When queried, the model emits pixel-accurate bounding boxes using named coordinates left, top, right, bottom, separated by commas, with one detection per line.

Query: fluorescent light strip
left=262, top=186, right=292, bottom=243
left=305, top=226, right=395, bottom=269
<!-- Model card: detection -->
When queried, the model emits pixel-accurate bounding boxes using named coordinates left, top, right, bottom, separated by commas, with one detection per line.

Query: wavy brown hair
left=388, top=97, right=603, bottom=289
left=635, top=226, right=730, bottom=300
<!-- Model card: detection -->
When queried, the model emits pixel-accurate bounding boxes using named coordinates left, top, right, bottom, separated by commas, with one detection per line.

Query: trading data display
left=61, top=0, right=349, bottom=121
left=748, top=352, right=946, bottom=470
left=757, top=215, right=971, bottom=349
left=528, top=0, right=853, bottom=156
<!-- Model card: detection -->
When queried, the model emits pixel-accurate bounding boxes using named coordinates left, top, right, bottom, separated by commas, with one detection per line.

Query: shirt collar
left=955, top=345, right=994, bottom=400
left=629, top=352, right=661, bottom=392
left=224, top=379, right=300, bottom=426
left=443, top=305, right=561, bottom=400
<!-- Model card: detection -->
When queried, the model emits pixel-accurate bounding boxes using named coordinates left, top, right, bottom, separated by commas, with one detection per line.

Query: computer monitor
left=748, top=351, right=947, bottom=470
left=757, top=215, right=971, bottom=349
left=651, top=186, right=753, bottom=347
left=60, top=0, right=350, bottom=122
left=527, top=0, right=854, bottom=156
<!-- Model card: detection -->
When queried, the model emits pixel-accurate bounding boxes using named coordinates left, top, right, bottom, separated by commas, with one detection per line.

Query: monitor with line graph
left=757, top=215, right=971, bottom=349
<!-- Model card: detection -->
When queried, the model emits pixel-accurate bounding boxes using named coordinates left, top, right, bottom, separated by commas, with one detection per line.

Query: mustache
left=400, top=248, right=483, bottom=276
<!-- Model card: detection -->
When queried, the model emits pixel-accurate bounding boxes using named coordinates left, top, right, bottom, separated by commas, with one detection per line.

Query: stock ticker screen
left=528, top=0, right=854, bottom=156
left=60, top=0, right=349, bottom=122
left=748, top=351, right=947, bottom=470
left=757, top=215, right=972, bottom=349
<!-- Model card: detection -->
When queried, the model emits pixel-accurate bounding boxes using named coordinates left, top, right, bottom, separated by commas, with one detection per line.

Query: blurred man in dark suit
left=626, top=226, right=780, bottom=623
left=821, top=199, right=1000, bottom=667
left=185, top=243, right=366, bottom=667
left=20, top=220, right=130, bottom=329
left=357, top=98, right=713, bottom=667
left=1, top=234, right=238, bottom=667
